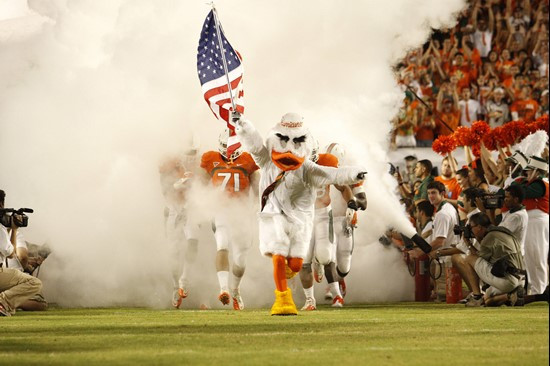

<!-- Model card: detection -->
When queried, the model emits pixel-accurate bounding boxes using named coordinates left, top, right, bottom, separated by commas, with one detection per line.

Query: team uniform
left=514, top=177, right=549, bottom=295
left=159, top=157, right=200, bottom=308
left=200, top=150, right=259, bottom=309
left=301, top=153, right=342, bottom=310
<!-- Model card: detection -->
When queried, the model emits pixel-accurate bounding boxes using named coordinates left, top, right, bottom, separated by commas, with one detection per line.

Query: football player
left=159, top=147, right=200, bottom=309
left=324, top=143, right=367, bottom=304
left=200, top=130, right=260, bottom=310
left=299, top=141, right=357, bottom=310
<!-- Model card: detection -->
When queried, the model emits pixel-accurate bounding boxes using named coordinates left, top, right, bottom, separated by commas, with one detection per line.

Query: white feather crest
left=513, top=130, right=549, bottom=158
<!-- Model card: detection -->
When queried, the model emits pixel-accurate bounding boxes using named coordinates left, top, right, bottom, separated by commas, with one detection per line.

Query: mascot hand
left=356, top=171, right=368, bottom=180
left=235, top=117, right=253, bottom=135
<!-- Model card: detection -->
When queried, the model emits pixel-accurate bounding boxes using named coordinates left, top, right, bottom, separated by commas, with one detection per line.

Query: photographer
left=478, top=185, right=528, bottom=254
left=457, top=212, right=525, bottom=307
left=0, top=190, right=42, bottom=316
left=434, top=187, right=483, bottom=260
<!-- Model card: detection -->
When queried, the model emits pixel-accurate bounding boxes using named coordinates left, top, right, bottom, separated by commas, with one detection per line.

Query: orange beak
left=271, top=150, right=305, bottom=171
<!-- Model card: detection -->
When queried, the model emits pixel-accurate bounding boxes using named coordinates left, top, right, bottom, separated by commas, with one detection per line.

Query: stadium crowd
left=392, top=0, right=549, bottom=148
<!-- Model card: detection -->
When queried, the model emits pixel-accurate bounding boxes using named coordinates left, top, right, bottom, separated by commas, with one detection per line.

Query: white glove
left=235, top=118, right=253, bottom=135
left=173, top=172, right=193, bottom=190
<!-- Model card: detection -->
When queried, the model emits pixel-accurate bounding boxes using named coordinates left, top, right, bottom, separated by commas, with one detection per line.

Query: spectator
left=458, top=87, right=482, bottom=127
left=485, top=87, right=510, bottom=127
left=393, top=94, right=418, bottom=148
left=468, top=162, right=490, bottom=191
left=415, top=200, right=435, bottom=243
left=435, top=155, right=461, bottom=201
left=411, top=181, right=460, bottom=301
left=413, top=159, right=435, bottom=203
left=456, top=167, right=474, bottom=222
left=510, top=85, right=540, bottom=122
left=415, top=98, right=437, bottom=147
left=435, top=84, right=460, bottom=136
left=471, top=0, right=495, bottom=58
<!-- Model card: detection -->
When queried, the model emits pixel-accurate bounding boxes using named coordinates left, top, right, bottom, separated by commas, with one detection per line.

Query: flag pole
left=211, top=3, right=237, bottom=114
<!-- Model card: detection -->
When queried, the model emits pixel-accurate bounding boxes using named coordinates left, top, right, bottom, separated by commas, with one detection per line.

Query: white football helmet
left=325, top=143, right=345, bottom=162
left=218, top=129, right=242, bottom=160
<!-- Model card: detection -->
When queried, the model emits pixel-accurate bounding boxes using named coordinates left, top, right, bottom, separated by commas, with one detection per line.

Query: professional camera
left=0, top=208, right=34, bottom=228
left=481, top=192, right=505, bottom=209
left=453, top=223, right=474, bottom=239
left=466, top=188, right=505, bottom=210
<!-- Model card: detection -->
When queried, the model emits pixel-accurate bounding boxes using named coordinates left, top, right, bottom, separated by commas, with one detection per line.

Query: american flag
left=197, top=9, right=244, bottom=155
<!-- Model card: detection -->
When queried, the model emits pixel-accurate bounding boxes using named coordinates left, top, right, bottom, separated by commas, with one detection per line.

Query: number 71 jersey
left=200, top=151, right=259, bottom=195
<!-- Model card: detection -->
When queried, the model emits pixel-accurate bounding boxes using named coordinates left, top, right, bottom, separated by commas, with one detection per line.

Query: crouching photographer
left=0, top=190, right=42, bottom=317
left=456, top=212, right=526, bottom=307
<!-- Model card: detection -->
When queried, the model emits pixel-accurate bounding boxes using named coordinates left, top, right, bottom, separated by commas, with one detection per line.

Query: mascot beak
left=271, top=150, right=305, bottom=171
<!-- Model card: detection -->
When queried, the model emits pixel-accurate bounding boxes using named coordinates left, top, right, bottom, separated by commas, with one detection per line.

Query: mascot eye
left=276, top=133, right=290, bottom=142
left=293, top=135, right=307, bottom=143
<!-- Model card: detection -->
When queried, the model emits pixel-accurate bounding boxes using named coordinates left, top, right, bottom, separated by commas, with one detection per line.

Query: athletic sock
left=217, top=271, right=229, bottom=292
left=329, top=282, right=342, bottom=298
left=230, top=272, right=242, bottom=293
left=303, top=286, right=314, bottom=299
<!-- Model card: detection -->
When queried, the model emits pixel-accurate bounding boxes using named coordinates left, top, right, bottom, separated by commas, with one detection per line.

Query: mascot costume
left=236, top=112, right=366, bottom=315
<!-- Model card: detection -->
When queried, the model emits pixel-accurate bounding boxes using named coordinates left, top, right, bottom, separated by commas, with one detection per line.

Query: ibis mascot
left=236, top=113, right=366, bottom=315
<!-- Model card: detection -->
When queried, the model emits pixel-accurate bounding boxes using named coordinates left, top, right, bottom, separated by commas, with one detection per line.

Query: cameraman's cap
left=526, top=156, right=548, bottom=172
left=506, top=150, right=529, bottom=169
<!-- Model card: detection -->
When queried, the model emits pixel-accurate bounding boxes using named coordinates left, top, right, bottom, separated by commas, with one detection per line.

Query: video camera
left=481, top=192, right=505, bottom=209
left=453, top=223, right=474, bottom=240
left=467, top=189, right=505, bottom=210
left=0, top=208, right=34, bottom=228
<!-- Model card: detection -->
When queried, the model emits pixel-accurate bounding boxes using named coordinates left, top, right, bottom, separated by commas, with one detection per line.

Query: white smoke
left=0, top=0, right=465, bottom=307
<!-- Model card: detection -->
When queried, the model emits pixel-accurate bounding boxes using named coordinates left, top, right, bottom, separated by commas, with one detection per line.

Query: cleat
left=218, top=291, right=231, bottom=305
left=172, top=288, right=188, bottom=309
left=332, top=295, right=344, bottom=308
left=313, top=261, right=324, bottom=283
left=270, top=288, right=298, bottom=316
left=232, top=290, right=244, bottom=310
left=324, top=286, right=333, bottom=301
left=301, top=297, right=317, bottom=311
left=339, top=279, right=347, bottom=298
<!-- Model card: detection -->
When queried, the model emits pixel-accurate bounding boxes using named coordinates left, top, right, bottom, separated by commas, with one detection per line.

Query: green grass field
left=0, top=303, right=548, bottom=365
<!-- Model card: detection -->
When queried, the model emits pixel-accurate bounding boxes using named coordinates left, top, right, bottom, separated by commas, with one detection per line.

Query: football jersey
left=315, top=153, right=338, bottom=208
left=200, top=151, right=259, bottom=195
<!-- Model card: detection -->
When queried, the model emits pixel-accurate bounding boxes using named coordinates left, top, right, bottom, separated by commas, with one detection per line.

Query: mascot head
left=267, top=112, right=313, bottom=171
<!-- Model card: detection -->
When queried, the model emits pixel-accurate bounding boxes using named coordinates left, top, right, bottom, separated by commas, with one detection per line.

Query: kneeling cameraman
left=457, top=212, right=525, bottom=307
left=0, top=190, right=42, bottom=317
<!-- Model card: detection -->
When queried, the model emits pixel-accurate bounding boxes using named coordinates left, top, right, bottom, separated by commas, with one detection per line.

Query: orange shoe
left=232, top=289, right=244, bottom=310
left=218, top=291, right=231, bottom=305
left=339, top=279, right=347, bottom=298
left=332, top=295, right=344, bottom=308
left=172, top=288, right=188, bottom=309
